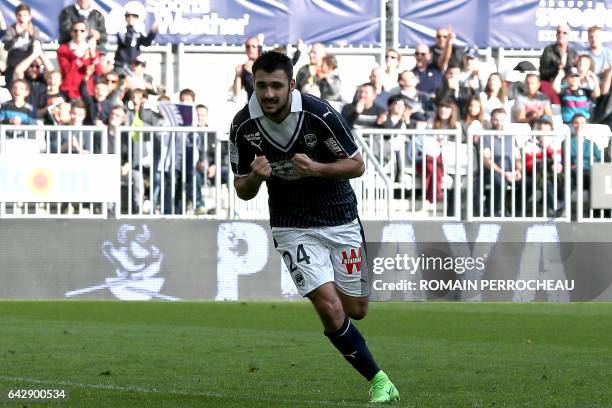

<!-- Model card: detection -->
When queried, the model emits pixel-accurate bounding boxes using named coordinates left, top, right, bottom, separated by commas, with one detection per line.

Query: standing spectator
left=592, top=66, right=611, bottom=127
left=3, top=4, right=41, bottom=88
left=59, top=0, right=106, bottom=52
left=381, top=48, right=402, bottom=91
left=232, top=35, right=262, bottom=101
left=380, top=94, right=411, bottom=129
left=0, top=79, right=35, bottom=125
left=125, top=88, right=161, bottom=213
left=568, top=113, right=601, bottom=210
left=555, top=67, right=600, bottom=124
left=389, top=70, right=433, bottom=115
left=80, top=65, right=114, bottom=125
left=341, top=83, right=386, bottom=129
left=59, top=99, right=89, bottom=154
left=296, top=43, right=326, bottom=91
left=124, top=57, right=158, bottom=96
left=539, top=24, right=578, bottom=103
left=481, top=108, right=522, bottom=216
left=353, top=67, right=391, bottom=110
left=17, top=57, right=47, bottom=119
left=431, top=27, right=464, bottom=72
left=416, top=101, right=457, bottom=205
left=480, top=72, right=509, bottom=121
left=435, top=64, right=477, bottom=117
left=113, top=4, right=158, bottom=75
left=0, top=8, right=7, bottom=38
left=586, top=26, right=612, bottom=76
left=42, top=70, right=69, bottom=124
left=512, top=73, right=553, bottom=127
left=412, top=44, right=443, bottom=98
left=316, top=55, right=342, bottom=104
left=57, top=19, right=103, bottom=100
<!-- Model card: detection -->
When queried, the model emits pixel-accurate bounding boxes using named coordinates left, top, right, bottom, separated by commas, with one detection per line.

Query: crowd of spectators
left=0, top=1, right=610, bottom=218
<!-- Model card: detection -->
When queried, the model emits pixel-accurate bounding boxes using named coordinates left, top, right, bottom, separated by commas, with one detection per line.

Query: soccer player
left=229, top=51, right=400, bottom=404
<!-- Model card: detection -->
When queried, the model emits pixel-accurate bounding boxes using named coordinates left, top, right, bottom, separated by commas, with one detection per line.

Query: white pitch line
left=0, top=375, right=366, bottom=407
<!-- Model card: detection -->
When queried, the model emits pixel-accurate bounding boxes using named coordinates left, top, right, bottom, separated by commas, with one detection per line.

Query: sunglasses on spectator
left=29, top=64, right=42, bottom=69
left=415, top=52, right=427, bottom=56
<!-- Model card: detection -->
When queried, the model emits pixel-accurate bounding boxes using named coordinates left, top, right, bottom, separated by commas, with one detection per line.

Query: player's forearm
left=234, top=173, right=265, bottom=200
left=312, top=155, right=364, bottom=179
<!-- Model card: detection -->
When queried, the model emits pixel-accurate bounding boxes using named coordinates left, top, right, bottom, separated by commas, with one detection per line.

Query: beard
left=261, top=90, right=291, bottom=118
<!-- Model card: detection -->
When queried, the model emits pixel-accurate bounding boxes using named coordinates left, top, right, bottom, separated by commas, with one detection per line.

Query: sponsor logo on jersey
left=244, top=132, right=263, bottom=151
left=270, top=160, right=298, bottom=180
left=341, top=247, right=362, bottom=274
left=323, top=138, right=347, bottom=158
left=304, top=133, right=317, bottom=148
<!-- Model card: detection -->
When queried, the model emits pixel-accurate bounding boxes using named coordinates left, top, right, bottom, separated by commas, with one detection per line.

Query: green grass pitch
left=0, top=301, right=611, bottom=407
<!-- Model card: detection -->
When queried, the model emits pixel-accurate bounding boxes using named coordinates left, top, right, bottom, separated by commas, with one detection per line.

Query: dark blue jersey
left=230, top=91, right=360, bottom=228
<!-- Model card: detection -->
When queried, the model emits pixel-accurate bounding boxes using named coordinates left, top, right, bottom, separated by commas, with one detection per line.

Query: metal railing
left=355, top=128, right=463, bottom=220
left=467, top=126, right=572, bottom=222
left=576, top=124, right=612, bottom=222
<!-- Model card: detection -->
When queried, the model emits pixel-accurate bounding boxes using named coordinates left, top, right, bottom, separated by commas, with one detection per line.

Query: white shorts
left=272, top=219, right=369, bottom=297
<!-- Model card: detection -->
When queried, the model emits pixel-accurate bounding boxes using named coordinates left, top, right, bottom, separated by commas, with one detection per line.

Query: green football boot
left=369, top=370, right=400, bottom=403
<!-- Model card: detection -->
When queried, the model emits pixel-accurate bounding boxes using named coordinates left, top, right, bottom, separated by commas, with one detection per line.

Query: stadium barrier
left=467, top=126, right=572, bottom=222
left=2, top=124, right=612, bottom=222
left=0, top=125, right=119, bottom=218
left=576, top=124, right=612, bottom=222
left=355, top=128, right=463, bottom=221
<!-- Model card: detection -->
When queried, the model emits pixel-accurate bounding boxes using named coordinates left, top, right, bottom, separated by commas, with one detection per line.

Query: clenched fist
left=251, top=155, right=272, bottom=180
left=292, top=153, right=319, bottom=178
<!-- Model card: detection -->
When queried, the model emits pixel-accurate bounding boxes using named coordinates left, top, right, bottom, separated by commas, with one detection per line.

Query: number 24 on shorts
left=282, top=244, right=311, bottom=272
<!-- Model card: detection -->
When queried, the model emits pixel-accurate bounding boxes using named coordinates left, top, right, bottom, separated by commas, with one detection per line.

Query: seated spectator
left=539, top=24, right=578, bottom=104
left=555, top=67, right=600, bottom=124
left=381, top=94, right=411, bottom=129
left=575, top=54, right=600, bottom=94
left=41, top=70, right=69, bottom=124
left=341, top=82, right=386, bottom=129
left=389, top=70, right=434, bottom=115
left=301, top=82, right=321, bottom=98
left=232, top=35, right=262, bottom=102
left=57, top=18, right=103, bottom=100
left=586, top=26, right=612, bottom=77
left=435, top=64, right=476, bottom=118
left=512, top=73, right=553, bottom=127
left=480, top=72, right=510, bottom=121
left=80, top=65, right=115, bottom=125
left=506, top=61, right=538, bottom=100
left=353, top=67, right=391, bottom=110
left=59, top=0, right=106, bottom=52
left=3, top=3, right=41, bottom=88
left=18, top=56, right=48, bottom=119
left=412, top=44, right=443, bottom=98
left=316, top=55, right=342, bottom=103
left=59, top=99, right=89, bottom=154
left=461, top=95, right=485, bottom=141
left=381, top=48, right=402, bottom=91
left=480, top=108, right=523, bottom=216
left=296, top=43, right=326, bottom=91
left=113, top=4, right=157, bottom=75
left=431, top=27, right=464, bottom=72
left=458, top=47, right=483, bottom=94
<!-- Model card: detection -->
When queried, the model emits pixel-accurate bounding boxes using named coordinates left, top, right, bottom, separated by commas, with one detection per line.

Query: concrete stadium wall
left=1, top=220, right=611, bottom=302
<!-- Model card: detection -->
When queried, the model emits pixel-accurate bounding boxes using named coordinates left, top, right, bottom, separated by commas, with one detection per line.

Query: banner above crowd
left=0, top=0, right=382, bottom=46
left=398, top=0, right=612, bottom=48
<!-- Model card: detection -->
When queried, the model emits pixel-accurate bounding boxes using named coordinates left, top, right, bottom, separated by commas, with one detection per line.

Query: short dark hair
left=387, top=94, right=406, bottom=107
left=571, top=113, right=587, bottom=123
left=196, top=104, right=208, bottom=111
left=71, top=99, right=87, bottom=111
left=252, top=51, right=293, bottom=83
left=15, top=3, right=30, bottom=15
left=180, top=88, right=196, bottom=101
left=491, top=108, right=506, bottom=117
left=12, top=79, right=30, bottom=92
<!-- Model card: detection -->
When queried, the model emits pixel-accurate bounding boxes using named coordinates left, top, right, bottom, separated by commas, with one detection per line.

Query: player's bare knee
left=347, top=303, right=368, bottom=320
